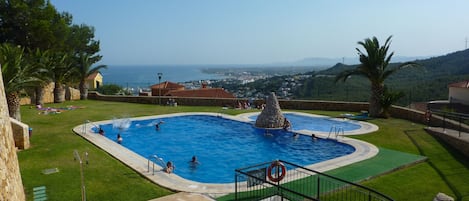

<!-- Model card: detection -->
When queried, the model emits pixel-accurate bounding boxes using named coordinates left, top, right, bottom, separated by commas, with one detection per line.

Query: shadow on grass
left=405, top=129, right=469, bottom=200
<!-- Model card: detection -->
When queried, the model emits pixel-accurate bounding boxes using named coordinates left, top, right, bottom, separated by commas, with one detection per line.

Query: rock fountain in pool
left=255, top=92, right=288, bottom=129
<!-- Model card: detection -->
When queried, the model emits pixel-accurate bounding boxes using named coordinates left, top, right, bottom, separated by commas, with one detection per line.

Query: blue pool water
left=249, top=113, right=362, bottom=132
left=99, top=114, right=355, bottom=183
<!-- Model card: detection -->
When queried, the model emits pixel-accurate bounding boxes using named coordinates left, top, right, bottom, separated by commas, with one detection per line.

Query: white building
left=448, top=80, right=469, bottom=105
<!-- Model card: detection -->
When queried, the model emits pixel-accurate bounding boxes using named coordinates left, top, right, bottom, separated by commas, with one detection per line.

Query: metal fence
left=431, top=110, right=469, bottom=137
left=235, top=160, right=394, bottom=201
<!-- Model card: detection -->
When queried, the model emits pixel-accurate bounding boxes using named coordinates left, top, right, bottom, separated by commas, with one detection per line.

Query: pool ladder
left=147, top=154, right=165, bottom=175
left=328, top=126, right=344, bottom=139
left=83, top=120, right=100, bottom=134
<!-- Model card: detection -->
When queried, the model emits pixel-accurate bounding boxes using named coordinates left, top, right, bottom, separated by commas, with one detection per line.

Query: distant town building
left=448, top=80, right=469, bottom=105
left=149, top=81, right=235, bottom=98
left=150, top=81, right=185, bottom=96
left=165, top=88, right=235, bottom=98
left=86, top=72, right=103, bottom=89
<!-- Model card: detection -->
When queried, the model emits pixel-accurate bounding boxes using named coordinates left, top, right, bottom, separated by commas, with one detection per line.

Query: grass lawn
left=17, top=100, right=469, bottom=201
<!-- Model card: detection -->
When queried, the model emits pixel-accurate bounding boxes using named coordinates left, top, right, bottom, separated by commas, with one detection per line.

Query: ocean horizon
left=101, top=65, right=227, bottom=89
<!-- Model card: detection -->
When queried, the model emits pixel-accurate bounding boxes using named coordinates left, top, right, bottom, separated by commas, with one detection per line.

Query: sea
left=101, top=65, right=227, bottom=90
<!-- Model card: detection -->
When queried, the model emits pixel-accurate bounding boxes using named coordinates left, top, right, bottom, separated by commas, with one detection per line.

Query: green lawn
left=17, top=100, right=469, bottom=200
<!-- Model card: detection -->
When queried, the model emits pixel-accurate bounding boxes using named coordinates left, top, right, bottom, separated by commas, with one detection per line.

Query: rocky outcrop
left=255, top=92, right=286, bottom=128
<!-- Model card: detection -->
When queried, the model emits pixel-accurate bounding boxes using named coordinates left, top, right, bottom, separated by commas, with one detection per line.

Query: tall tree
left=0, top=43, right=42, bottom=120
left=66, top=24, right=102, bottom=62
left=1, top=0, right=105, bottom=104
left=0, top=0, right=74, bottom=105
left=75, top=53, right=106, bottom=100
left=0, top=0, right=71, bottom=50
left=50, top=52, right=74, bottom=103
left=27, top=48, right=52, bottom=105
left=335, top=36, right=419, bottom=117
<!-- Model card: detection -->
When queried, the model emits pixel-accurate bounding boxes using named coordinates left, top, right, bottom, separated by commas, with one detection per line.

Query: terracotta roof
left=86, top=72, right=101, bottom=80
left=150, top=81, right=185, bottom=89
left=165, top=88, right=235, bottom=98
left=448, top=81, right=469, bottom=88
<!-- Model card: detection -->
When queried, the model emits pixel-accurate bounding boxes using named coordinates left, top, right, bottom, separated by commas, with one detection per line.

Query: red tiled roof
left=165, top=88, right=235, bottom=98
left=448, top=81, right=469, bottom=88
left=150, top=81, right=185, bottom=90
left=86, top=72, right=100, bottom=80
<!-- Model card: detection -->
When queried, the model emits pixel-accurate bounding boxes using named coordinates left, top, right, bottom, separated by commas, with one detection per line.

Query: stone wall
left=65, top=86, right=80, bottom=101
left=88, top=92, right=465, bottom=129
left=88, top=92, right=413, bottom=118
left=10, top=117, right=30, bottom=150
left=20, top=82, right=80, bottom=105
left=88, top=91, right=240, bottom=107
left=0, top=72, right=26, bottom=200
left=279, top=99, right=369, bottom=112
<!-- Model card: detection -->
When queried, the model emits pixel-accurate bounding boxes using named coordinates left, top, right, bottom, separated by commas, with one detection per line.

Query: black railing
left=431, top=110, right=469, bottom=137
left=235, top=160, right=393, bottom=201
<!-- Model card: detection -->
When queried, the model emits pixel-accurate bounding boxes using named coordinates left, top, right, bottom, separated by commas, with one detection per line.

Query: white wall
left=449, top=87, right=469, bottom=105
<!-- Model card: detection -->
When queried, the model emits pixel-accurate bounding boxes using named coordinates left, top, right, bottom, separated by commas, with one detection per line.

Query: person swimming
left=117, top=133, right=123, bottom=144
left=190, top=155, right=199, bottom=165
left=283, top=118, right=291, bottom=131
left=311, top=134, right=318, bottom=141
left=165, top=161, right=174, bottom=173
left=155, top=121, right=164, bottom=130
left=98, top=127, right=105, bottom=135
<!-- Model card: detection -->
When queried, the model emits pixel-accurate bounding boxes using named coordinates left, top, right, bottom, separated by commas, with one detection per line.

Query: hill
left=320, top=49, right=469, bottom=77
left=293, top=49, right=469, bottom=105
left=223, top=49, right=469, bottom=106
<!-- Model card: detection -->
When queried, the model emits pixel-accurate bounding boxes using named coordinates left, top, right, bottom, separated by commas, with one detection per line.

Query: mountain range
left=274, top=55, right=432, bottom=68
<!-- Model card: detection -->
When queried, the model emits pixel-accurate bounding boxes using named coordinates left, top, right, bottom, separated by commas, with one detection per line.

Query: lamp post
left=157, top=72, right=162, bottom=105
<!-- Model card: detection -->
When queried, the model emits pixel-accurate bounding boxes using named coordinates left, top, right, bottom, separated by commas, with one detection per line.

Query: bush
left=97, top=84, right=124, bottom=95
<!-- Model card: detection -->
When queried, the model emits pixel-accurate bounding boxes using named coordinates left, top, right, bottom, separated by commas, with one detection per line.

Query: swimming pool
left=98, top=114, right=355, bottom=183
left=248, top=113, right=362, bottom=132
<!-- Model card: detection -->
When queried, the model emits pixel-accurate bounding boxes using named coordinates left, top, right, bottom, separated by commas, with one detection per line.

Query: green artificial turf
left=324, top=148, right=426, bottom=182
left=216, top=148, right=426, bottom=201
left=17, top=100, right=469, bottom=201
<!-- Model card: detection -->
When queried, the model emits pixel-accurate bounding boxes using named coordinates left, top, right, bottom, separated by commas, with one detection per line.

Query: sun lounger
left=346, top=112, right=372, bottom=121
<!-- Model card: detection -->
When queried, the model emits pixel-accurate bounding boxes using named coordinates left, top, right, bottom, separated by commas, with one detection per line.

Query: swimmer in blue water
left=188, top=155, right=200, bottom=171
left=117, top=133, right=123, bottom=144
left=283, top=118, right=291, bottom=131
left=311, top=134, right=318, bottom=141
left=165, top=161, right=174, bottom=173
left=98, top=127, right=105, bottom=135
left=293, top=132, right=299, bottom=138
left=155, top=121, right=164, bottom=131
left=190, top=155, right=199, bottom=165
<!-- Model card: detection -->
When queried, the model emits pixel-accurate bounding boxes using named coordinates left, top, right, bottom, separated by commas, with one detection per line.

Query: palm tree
left=380, top=86, right=405, bottom=118
left=75, top=53, right=107, bottom=100
left=27, top=48, right=52, bottom=106
left=335, top=36, right=419, bottom=117
left=0, top=43, right=43, bottom=120
left=50, top=52, right=74, bottom=103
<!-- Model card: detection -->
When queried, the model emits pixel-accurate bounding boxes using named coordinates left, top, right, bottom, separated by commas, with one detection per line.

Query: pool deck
left=72, top=112, right=381, bottom=199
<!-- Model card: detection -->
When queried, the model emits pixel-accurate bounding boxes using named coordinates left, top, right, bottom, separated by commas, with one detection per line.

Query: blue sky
left=51, top=0, right=469, bottom=65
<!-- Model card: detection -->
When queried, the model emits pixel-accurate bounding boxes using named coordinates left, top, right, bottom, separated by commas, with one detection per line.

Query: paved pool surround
left=73, top=112, right=379, bottom=197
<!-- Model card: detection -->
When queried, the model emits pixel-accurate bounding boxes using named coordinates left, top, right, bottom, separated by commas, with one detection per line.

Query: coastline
left=101, top=65, right=226, bottom=90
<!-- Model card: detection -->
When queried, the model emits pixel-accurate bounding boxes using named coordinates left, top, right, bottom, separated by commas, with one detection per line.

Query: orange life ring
left=267, top=161, right=286, bottom=182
